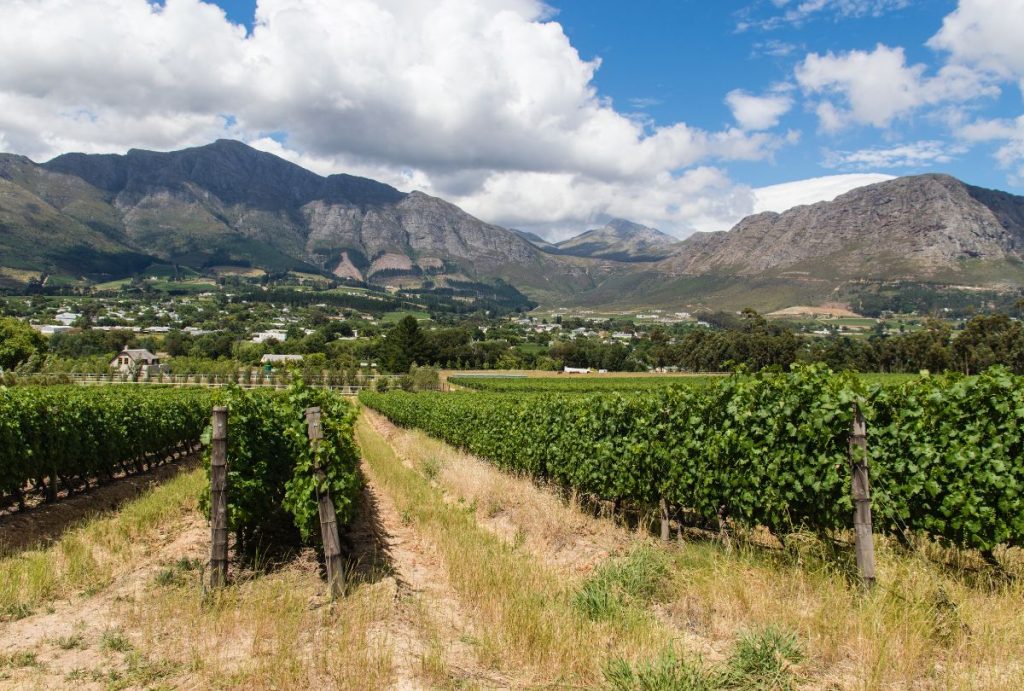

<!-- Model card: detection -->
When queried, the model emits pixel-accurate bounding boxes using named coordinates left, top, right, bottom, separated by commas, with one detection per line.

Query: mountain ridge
left=2, top=140, right=1024, bottom=312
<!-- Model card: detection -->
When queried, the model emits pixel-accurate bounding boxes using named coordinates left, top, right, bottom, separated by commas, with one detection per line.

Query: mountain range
left=2, top=139, right=1023, bottom=311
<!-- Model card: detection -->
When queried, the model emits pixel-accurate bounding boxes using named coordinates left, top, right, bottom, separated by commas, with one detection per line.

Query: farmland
left=1, top=371, right=1024, bottom=687
left=449, top=371, right=917, bottom=392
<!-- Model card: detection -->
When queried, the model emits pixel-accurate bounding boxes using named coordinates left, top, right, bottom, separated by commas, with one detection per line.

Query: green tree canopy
left=0, top=317, right=45, bottom=370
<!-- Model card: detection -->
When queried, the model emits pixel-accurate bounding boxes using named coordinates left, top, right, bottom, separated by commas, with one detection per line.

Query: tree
left=382, top=315, right=428, bottom=373
left=0, top=317, right=45, bottom=370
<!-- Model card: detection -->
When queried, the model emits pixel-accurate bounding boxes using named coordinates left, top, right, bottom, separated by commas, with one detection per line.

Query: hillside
left=3, top=141, right=1024, bottom=311
left=661, top=174, right=1024, bottom=282
left=1, top=140, right=593, bottom=299
left=549, top=218, right=681, bottom=262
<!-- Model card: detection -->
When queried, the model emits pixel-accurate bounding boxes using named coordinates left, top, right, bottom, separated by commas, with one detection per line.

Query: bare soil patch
left=0, top=452, right=200, bottom=555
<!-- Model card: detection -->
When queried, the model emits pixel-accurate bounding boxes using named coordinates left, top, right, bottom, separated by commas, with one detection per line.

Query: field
left=450, top=371, right=917, bottom=392
left=2, top=372, right=1023, bottom=687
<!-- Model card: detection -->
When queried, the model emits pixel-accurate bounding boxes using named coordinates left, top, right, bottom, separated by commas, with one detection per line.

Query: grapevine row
left=201, top=384, right=361, bottom=551
left=0, top=386, right=211, bottom=509
left=362, top=365, right=1024, bottom=552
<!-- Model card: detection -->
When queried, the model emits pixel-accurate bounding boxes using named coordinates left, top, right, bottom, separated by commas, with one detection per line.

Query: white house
left=252, top=329, right=288, bottom=344
left=260, top=354, right=304, bottom=365
left=54, top=312, right=80, bottom=326
left=563, top=366, right=590, bottom=374
left=110, top=348, right=161, bottom=374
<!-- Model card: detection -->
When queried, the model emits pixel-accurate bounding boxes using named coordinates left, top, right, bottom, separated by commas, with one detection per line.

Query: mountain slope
left=0, top=154, right=153, bottom=277
left=552, top=218, right=681, bottom=261
left=660, top=174, right=1024, bottom=283
left=28, top=140, right=594, bottom=294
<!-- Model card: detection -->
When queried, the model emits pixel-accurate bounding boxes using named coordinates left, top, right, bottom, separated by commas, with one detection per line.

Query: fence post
left=659, top=498, right=671, bottom=541
left=306, top=406, right=344, bottom=598
left=210, top=406, right=229, bottom=588
left=849, top=403, right=876, bottom=587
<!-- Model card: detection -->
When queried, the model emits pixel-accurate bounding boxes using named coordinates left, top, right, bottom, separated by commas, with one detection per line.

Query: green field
left=451, top=371, right=917, bottom=392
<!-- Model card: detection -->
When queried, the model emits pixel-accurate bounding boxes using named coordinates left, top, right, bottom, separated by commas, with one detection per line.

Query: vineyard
left=0, top=386, right=211, bottom=512
left=365, top=365, right=1024, bottom=554
left=449, top=374, right=724, bottom=392
left=2, top=369, right=1024, bottom=687
left=449, top=371, right=916, bottom=393
left=200, top=383, right=361, bottom=559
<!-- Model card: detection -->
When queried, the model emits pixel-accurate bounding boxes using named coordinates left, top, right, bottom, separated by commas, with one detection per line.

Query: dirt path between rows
left=355, top=451, right=520, bottom=689
left=0, top=453, right=201, bottom=555
left=363, top=409, right=638, bottom=579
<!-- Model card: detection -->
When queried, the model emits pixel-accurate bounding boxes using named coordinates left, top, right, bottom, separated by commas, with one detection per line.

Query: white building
left=32, top=324, right=72, bottom=335
left=260, top=354, right=304, bottom=365
left=54, top=312, right=80, bottom=326
left=110, top=348, right=161, bottom=374
left=252, top=329, right=288, bottom=344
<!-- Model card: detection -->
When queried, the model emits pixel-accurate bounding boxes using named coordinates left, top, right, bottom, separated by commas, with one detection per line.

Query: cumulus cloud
left=929, top=0, right=1024, bottom=91
left=796, top=44, right=998, bottom=131
left=822, top=140, right=967, bottom=169
left=726, top=89, right=793, bottom=130
left=0, top=0, right=795, bottom=236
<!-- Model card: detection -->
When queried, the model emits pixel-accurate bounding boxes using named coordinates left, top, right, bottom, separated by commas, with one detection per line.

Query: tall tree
left=382, top=315, right=428, bottom=373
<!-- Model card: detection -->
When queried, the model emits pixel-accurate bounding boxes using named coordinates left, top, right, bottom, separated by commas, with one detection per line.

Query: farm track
left=354, top=448, right=521, bottom=689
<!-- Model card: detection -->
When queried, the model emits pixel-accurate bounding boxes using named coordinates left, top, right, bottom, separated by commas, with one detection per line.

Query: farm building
left=260, top=354, right=304, bottom=366
left=110, top=348, right=161, bottom=374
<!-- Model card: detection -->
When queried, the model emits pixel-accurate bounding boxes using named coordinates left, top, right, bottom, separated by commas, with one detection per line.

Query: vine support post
left=209, top=405, right=229, bottom=588
left=306, top=406, right=344, bottom=598
left=659, top=498, right=671, bottom=541
left=849, top=402, right=876, bottom=588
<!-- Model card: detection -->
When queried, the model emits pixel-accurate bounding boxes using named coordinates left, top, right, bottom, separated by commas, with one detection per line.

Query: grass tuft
left=574, top=545, right=672, bottom=621
left=604, top=648, right=714, bottom=691
left=719, top=626, right=802, bottom=689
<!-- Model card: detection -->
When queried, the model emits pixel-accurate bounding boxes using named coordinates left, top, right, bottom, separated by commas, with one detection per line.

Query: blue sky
left=1, top=0, right=1022, bottom=236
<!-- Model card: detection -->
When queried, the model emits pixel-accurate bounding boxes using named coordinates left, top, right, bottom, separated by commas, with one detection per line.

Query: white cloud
left=823, top=140, right=967, bottom=169
left=752, top=173, right=894, bottom=213
left=726, top=89, right=793, bottom=130
left=451, top=167, right=757, bottom=238
left=0, top=0, right=793, bottom=236
left=954, top=116, right=1024, bottom=184
left=738, top=0, right=911, bottom=31
left=929, top=0, right=1024, bottom=91
left=796, top=44, right=998, bottom=131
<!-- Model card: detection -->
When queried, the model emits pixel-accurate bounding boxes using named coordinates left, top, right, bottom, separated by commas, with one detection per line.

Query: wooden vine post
left=849, top=402, right=876, bottom=587
left=659, top=498, right=671, bottom=541
left=306, top=406, right=344, bottom=598
left=209, top=405, right=229, bottom=588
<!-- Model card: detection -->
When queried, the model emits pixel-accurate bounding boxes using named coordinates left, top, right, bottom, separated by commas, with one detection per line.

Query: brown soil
left=0, top=453, right=200, bottom=555
left=0, top=508, right=208, bottom=689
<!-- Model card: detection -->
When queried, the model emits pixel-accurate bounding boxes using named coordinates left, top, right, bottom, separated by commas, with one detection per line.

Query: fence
left=7, top=371, right=395, bottom=394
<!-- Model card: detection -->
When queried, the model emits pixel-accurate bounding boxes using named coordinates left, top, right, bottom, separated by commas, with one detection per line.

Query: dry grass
left=0, top=467, right=207, bottom=618
left=376, top=411, right=633, bottom=577
left=0, top=467, right=397, bottom=689
left=366, top=410, right=1024, bottom=689
left=356, top=415, right=677, bottom=687
left=120, top=552, right=395, bottom=689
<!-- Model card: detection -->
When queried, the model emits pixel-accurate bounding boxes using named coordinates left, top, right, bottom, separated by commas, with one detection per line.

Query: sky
left=1, top=0, right=1022, bottom=239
